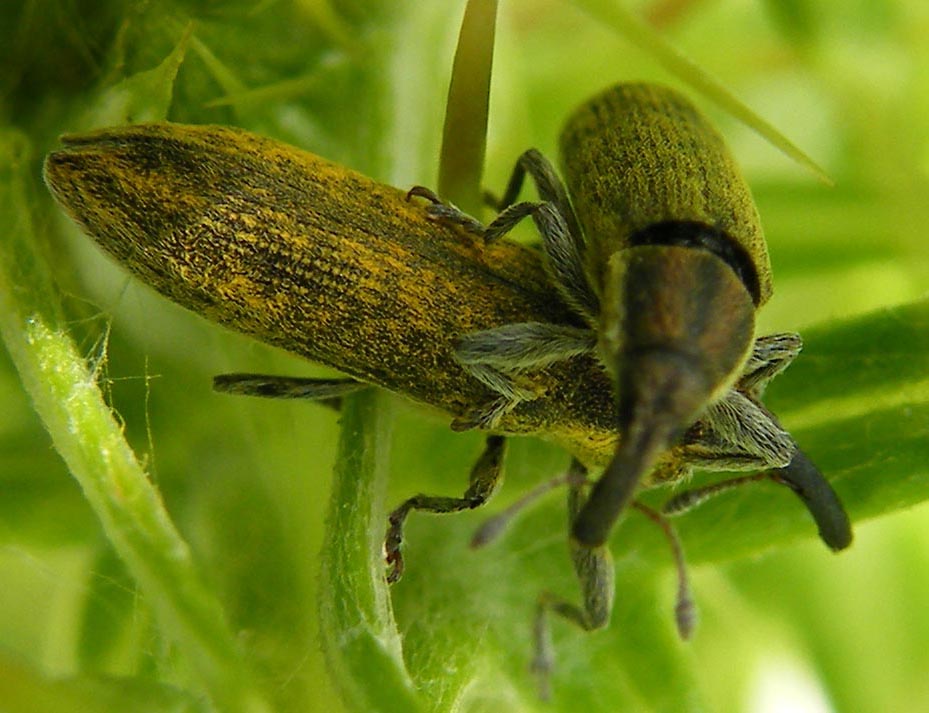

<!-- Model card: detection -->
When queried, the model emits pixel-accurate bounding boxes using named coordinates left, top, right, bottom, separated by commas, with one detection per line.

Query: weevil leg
left=412, top=187, right=597, bottom=322
left=662, top=472, right=772, bottom=516
left=665, top=324, right=814, bottom=473
left=532, top=459, right=614, bottom=699
left=533, top=480, right=698, bottom=692
left=699, top=390, right=795, bottom=468
left=535, top=499, right=693, bottom=700
left=411, top=151, right=598, bottom=321
left=738, top=332, right=803, bottom=396
left=663, top=447, right=852, bottom=552
left=478, top=460, right=692, bottom=697
left=385, top=435, right=507, bottom=584
left=484, top=201, right=598, bottom=322
left=454, top=322, right=596, bottom=429
left=457, top=361, right=539, bottom=403
left=451, top=356, right=540, bottom=431
left=406, top=185, right=486, bottom=234
left=630, top=502, right=696, bottom=639
left=457, top=322, right=596, bottom=372
left=490, top=149, right=597, bottom=321
left=213, top=374, right=367, bottom=410
left=450, top=394, right=516, bottom=432
left=471, top=467, right=585, bottom=548
left=493, top=149, right=584, bottom=250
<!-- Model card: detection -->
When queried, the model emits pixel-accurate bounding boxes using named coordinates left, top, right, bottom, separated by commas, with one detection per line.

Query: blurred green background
left=1, top=1, right=928, bottom=711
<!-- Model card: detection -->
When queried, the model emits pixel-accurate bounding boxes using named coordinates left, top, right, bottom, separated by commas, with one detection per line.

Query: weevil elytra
left=44, top=103, right=851, bottom=693
left=42, top=123, right=616, bottom=454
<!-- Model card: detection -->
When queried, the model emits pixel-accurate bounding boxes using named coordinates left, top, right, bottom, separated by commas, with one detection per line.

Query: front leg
left=453, top=322, right=597, bottom=429
left=488, top=149, right=597, bottom=321
left=485, top=201, right=598, bottom=322
left=532, top=461, right=694, bottom=699
left=408, top=150, right=598, bottom=323
left=699, top=389, right=795, bottom=468
left=737, top=332, right=803, bottom=397
left=385, top=435, right=507, bottom=583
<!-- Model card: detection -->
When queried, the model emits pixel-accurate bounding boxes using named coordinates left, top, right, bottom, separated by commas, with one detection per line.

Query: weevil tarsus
left=410, top=178, right=599, bottom=430
left=385, top=435, right=507, bottom=583
left=213, top=374, right=368, bottom=410
left=455, top=359, right=540, bottom=403
left=406, top=185, right=486, bottom=235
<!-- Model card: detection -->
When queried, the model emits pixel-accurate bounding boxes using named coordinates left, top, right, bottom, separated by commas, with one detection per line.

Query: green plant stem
left=438, top=0, right=497, bottom=213
left=318, top=391, right=426, bottom=713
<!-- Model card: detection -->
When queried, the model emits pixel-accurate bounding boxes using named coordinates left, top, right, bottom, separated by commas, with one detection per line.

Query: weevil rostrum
left=44, top=82, right=852, bottom=691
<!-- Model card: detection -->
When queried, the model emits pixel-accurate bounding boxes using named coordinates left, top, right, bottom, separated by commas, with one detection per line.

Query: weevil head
left=572, top=237, right=756, bottom=547
left=599, top=241, right=756, bottom=402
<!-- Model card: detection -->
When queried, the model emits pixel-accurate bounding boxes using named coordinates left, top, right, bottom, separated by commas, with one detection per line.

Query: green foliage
left=1, top=1, right=927, bottom=712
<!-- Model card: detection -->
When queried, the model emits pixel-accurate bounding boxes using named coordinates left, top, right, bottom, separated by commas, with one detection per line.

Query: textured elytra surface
left=43, top=123, right=622, bottom=463
left=560, top=83, right=772, bottom=306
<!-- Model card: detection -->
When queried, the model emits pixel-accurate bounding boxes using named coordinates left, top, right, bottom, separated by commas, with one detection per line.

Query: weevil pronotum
left=43, top=84, right=851, bottom=694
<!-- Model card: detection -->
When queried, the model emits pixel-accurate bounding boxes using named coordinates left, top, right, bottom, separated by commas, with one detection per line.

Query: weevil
left=417, top=82, right=851, bottom=689
left=442, top=84, right=795, bottom=535
left=44, top=103, right=850, bottom=693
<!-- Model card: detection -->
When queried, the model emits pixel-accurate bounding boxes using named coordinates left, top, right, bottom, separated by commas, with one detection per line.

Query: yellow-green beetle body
left=561, top=83, right=771, bottom=306
left=43, top=123, right=619, bottom=462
